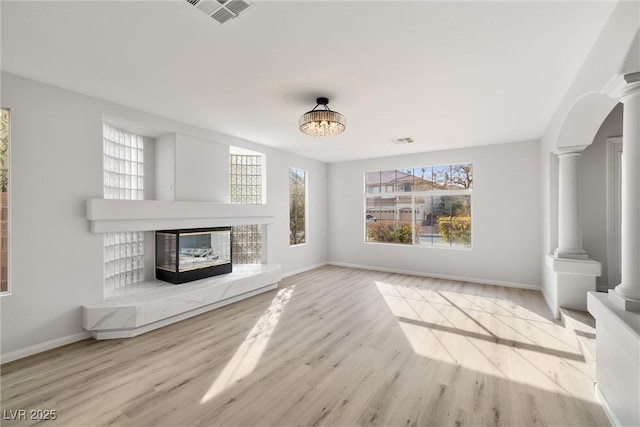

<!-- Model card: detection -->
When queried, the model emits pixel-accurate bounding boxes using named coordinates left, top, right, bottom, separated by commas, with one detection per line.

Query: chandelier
left=299, top=97, right=346, bottom=137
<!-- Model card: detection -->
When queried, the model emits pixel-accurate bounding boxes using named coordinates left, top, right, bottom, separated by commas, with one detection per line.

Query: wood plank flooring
left=1, top=266, right=609, bottom=426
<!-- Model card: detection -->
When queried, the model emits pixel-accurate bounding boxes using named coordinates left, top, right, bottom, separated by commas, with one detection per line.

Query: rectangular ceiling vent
left=211, top=7, right=235, bottom=24
left=186, top=0, right=252, bottom=25
left=196, top=0, right=220, bottom=15
left=225, top=0, right=251, bottom=15
left=392, top=137, right=415, bottom=144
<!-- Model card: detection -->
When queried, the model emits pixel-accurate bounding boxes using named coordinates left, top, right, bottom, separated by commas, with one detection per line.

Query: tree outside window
left=365, top=164, right=472, bottom=248
left=289, top=168, right=306, bottom=246
left=0, top=108, right=9, bottom=294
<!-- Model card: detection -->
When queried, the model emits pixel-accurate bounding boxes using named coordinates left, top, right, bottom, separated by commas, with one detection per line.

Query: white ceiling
left=1, top=1, right=617, bottom=163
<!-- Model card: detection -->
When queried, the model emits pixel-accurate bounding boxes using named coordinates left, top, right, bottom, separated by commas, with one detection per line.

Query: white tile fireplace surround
left=84, top=199, right=280, bottom=339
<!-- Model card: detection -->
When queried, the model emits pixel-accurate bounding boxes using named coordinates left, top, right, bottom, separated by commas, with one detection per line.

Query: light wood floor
left=1, top=266, right=608, bottom=426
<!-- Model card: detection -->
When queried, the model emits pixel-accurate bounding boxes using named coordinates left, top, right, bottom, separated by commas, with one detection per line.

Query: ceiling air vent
left=196, top=0, right=220, bottom=15
left=392, top=137, right=414, bottom=144
left=225, top=0, right=250, bottom=15
left=185, top=0, right=253, bottom=25
left=211, top=7, right=235, bottom=24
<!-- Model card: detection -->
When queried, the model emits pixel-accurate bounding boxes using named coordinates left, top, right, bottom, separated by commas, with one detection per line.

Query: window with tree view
left=289, top=168, right=306, bottom=245
left=1, top=108, right=9, bottom=294
left=365, top=164, right=472, bottom=248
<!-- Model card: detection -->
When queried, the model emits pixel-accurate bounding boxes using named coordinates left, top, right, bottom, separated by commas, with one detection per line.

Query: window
left=230, top=149, right=263, bottom=205
left=0, top=108, right=9, bottom=295
left=289, top=168, right=306, bottom=245
left=103, top=123, right=145, bottom=293
left=103, top=232, right=145, bottom=293
left=103, top=123, right=144, bottom=201
left=365, top=164, right=472, bottom=248
left=232, top=224, right=262, bottom=264
left=230, top=147, right=265, bottom=264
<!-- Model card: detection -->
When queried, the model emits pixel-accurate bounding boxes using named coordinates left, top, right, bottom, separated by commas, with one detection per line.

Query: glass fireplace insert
left=156, top=227, right=232, bottom=284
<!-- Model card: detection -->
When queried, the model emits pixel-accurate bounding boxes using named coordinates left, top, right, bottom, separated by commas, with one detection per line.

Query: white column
left=554, top=149, right=588, bottom=260
left=610, top=72, right=640, bottom=311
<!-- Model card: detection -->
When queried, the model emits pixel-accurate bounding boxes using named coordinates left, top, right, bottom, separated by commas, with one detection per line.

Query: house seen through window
left=365, top=164, right=472, bottom=248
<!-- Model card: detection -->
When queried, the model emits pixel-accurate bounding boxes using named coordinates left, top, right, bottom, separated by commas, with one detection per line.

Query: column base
left=588, top=292, right=640, bottom=427
left=546, top=255, right=601, bottom=312
left=608, top=289, right=640, bottom=312
left=554, top=248, right=589, bottom=260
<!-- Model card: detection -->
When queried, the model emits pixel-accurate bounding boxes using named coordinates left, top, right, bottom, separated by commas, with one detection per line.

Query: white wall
left=175, top=134, right=229, bottom=202
left=142, top=136, right=156, bottom=200
left=155, top=134, right=176, bottom=201
left=580, top=104, right=623, bottom=291
left=155, top=133, right=230, bottom=202
left=328, top=140, right=541, bottom=288
left=0, top=72, right=328, bottom=360
left=267, top=153, right=328, bottom=276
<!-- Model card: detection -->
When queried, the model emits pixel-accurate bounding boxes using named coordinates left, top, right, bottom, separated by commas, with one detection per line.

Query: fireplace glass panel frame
left=156, top=227, right=232, bottom=284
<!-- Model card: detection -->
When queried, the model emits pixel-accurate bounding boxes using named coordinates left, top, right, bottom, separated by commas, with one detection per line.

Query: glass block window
left=103, top=123, right=145, bottom=293
left=232, top=225, right=262, bottom=264
left=104, top=231, right=145, bottom=294
left=230, top=153, right=262, bottom=204
left=229, top=147, right=265, bottom=264
left=103, top=123, right=144, bottom=201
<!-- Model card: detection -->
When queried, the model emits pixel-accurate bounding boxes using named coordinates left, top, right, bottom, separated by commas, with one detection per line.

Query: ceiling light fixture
left=299, top=97, right=346, bottom=137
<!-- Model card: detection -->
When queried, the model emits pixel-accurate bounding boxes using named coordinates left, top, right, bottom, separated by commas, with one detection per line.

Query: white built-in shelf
left=86, top=199, right=275, bottom=232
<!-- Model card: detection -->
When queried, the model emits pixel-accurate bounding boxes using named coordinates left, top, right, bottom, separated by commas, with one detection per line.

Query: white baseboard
left=282, top=262, right=329, bottom=279
left=328, top=261, right=541, bottom=291
left=1, top=331, right=91, bottom=364
left=595, top=383, right=622, bottom=427
left=541, top=287, right=560, bottom=319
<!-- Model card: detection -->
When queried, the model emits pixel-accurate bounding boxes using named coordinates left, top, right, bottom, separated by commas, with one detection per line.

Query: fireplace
left=156, top=227, right=232, bottom=284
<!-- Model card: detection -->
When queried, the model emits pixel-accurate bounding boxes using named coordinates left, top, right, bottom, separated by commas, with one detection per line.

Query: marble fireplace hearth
left=83, top=264, right=281, bottom=339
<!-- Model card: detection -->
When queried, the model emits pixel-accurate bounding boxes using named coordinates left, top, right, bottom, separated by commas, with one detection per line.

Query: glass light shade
left=299, top=109, right=346, bottom=137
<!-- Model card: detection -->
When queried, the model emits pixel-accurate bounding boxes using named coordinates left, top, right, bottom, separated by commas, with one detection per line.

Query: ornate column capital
left=603, top=72, right=640, bottom=101
left=554, top=146, right=587, bottom=157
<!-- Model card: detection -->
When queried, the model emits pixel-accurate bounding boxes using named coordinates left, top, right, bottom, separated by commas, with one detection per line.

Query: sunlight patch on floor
left=374, top=280, right=591, bottom=395
left=200, top=285, right=295, bottom=404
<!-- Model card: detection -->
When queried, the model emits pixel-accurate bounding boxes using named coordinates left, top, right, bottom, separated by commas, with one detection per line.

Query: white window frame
left=0, top=108, right=11, bottom=296
left=289, top=167, right=307, bottom=247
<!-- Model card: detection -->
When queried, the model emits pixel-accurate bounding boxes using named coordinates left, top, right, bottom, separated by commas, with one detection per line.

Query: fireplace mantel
left=86, top=199, right=276, bottom=233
